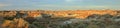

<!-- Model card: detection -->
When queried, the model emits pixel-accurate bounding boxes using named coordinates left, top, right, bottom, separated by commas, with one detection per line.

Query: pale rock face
left=34, top=15, right=42, bottom=19
left=61, top=19, right=85, bottom=25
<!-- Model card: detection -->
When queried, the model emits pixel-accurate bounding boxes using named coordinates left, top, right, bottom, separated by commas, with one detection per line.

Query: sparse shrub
left=24, top=17, right=37, bottom=24
left=41, top=13, right=52, bottom=18
left=1, top=10, right=120, bottom=28
left=3, top=16, right=15, bottom=20
left=87, top=14, right=101, bottom=19
left=100, top=14, right=113, bottom=19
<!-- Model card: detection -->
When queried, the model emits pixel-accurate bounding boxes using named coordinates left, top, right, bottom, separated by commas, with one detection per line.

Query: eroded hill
left=0, top=10, right=120, bottom=28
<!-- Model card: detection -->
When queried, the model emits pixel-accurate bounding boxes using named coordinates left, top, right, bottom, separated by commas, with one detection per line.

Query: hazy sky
left=0, top=0, right=120, bottom=10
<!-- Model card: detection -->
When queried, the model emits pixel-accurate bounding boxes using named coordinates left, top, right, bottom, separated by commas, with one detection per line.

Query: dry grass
left=2, top=18, right=29, bottom=28
left=0, top=10, right=120, bottom=28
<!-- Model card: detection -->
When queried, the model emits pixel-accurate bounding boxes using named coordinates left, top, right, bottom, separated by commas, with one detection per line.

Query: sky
left=0, top=0, right=120, bottom=10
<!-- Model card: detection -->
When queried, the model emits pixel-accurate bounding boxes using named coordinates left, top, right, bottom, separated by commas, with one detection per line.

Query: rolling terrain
left=0, top=10, right=120, bottom=28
